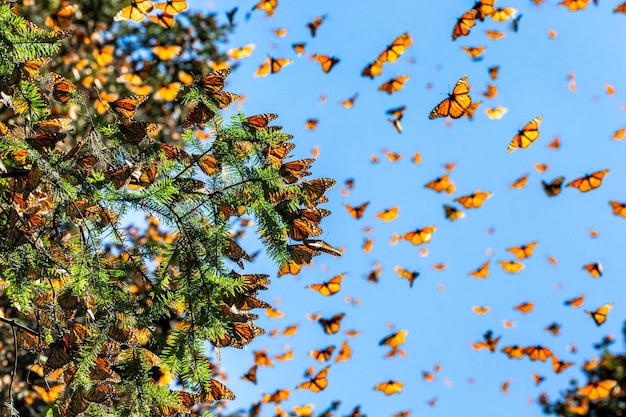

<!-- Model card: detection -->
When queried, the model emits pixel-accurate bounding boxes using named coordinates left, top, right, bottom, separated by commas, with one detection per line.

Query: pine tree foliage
left=0, top=2, right=339, bottom=416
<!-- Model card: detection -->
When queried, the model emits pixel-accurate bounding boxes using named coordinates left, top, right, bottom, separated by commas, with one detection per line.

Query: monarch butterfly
left=198, top=378, right=236, bottom=402
left=296, top=365, right=330, bottom=393
left=485, top=29, right=505, bottom=40
left=402, top=226, right=437, bottom=245
left=507, top=241, right=538, bottom=260
left=343, top=202, right=369, bottom=219
left=382, top=149, right=402, bottom=162
left=12, top=58, right=50, bottom=84
left=44, top=340, right=72, bottom=372
left=481, top=83, right=498, bottom=99
left=309, top=346, right=335, bottom=362
left=270, top=56, right=293, bottom=73
left=585, top=303, right=613, bottom=326
left=377, top=32, right=413, bottom=63
left=228, top=44, right=255, bottom=60
left=379, top=329, right=408, bottom=348
left=394, top=266, right=419, bottom=287
left=306, top=15, right=326, bottom=37
left=361, top=59, right=384, bottom=78
left=454, top=190, right=492, bottom=208
left=47, top=72, right=77, bottom=104
left=120, top=121, right=160, bottom=145
left=45, top=3, right=77, bottom=30
left=300, top=178, right=336, bottom=205
left=289, top=218, right=322, bottom=242
left=278, top=260, right=304, bottom=277
left=252, top=0, right=278, bottom=16
left=461, top=46, right=487, bottom=61
left=491, top=6, right=518, bottom=21
left=253, top=349, right=274, bottom=367
left=469, top=261, right=489, bottom=279
left=452, top=10, right=477, bottom=41
left=148, top=11, right=176, bottom=28
left=488, top=65, right=500, bottom=80
left=514, top=301, right=534, bottom=314
left=510, top=174, right=528, bottom=189
left=262, top=388, right=290, bottom=404
left=195, top=68, right=231, bottom=93
left=472, top=0, right=495, bottom=20
left=303, top=239, right=342, bottom=257
left=373, top=380, right=404, bottom=395
left=90, top=357, right=121, bottom=383
left=154, top=0, right=188, bottom=13
left=463, top=100, right=482, bottom=120
left=550, top=356, right=574, bottom=374
left=559, top=0, right=589, bottom=11
left=274, top=349, right=294, bottom=361
left=212, top=91, right=241, bottom=109
left=564, top=294, right=585, bottom=308
left=508, top=117, right=543, bottom=152
left=615, top=1, right=626, bottom=12
left=17, top=330, right=46, bottom=352
left=114, top=0, right=154, bottom=22
left=566, top=169, right=609, bottom=192
left=263, top=142, right=295, bottom=168
left=107, top=95, right=148, bottom=120
left=292, top=42, right=306, bottom=56
left=578, top=379, right=617, bottom=401
left=542, top=176, right=565, bottom=197
left=388, top=116, right=403, bottom=133
left=498, top=260, right=525, bottom=274
left=583, top=262, right=602, bottom=278
left=335, top=340, right=352, bottom=363
left=424, top=174, right=455, bottom=194
left=479, top=330, right=500, bottom=352
left=472, top=306, right=490, bottom=315
left=245, top=113, right=279, bottom=129
left=429, top=75, right=472, bottom=119
left=319, top=313, right=345, bottom=334
left=378, top=75, right=409, bottom=95
left=485, top=106, right=508, bottom=120
left=34, top=118, right=73, bottom=135
left=306, top=273, right=345, bottom=296
left=609, top=200, right=626, bottom=217
left=545, top=322, right=561, bottom=335
left=182, top=102, right=215, bottom=129
left=311, top=54, right=340, bottom=73
left=501, top=345, right=525, bottom=359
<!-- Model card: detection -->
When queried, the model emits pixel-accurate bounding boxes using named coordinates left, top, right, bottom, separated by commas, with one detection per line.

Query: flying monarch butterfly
left=485, top=29, right=505, bottom=40
left=401, top=226, right=437, bottom=246
left=472, top=330, right=500, bottom=352
left=379, top=329, right=408, bottom=348
left=377, top=32, right=413, bottom=63
left=47, top=72, right=77, bottom=104
left=488, top=65, right=500, bottom=80
left=585, top=303, right=613, bottom=326
left=472, top=306, right=490, bottom=315
left=262, top=388, right=290, bottom=404
left=609, top=200, right=626, bottom=217
left=510, top=174, right=528, bottom=189
left=296, top=365, right=329, bottom=392
left=45, top=3, right=77, bottom=30
left=148, top=11, right=176, bottom=28
left=615, top=1, right=626, bottom=12
left=491, top=6, right=518, bottom=21
left=524, top=345, right=552, bottom=361
left=335, top=340, right=352, bottom=363
left=514, top=301, right=534, bottom=314
left=564, top=294, right=585, bottom=308
left=154, top=0, right=188, bottom=13
left=551, top=356, right=574, bottom=373
left=424, top=173, right=455, bottom=194
left=306, top=273, right=345, bottom=296
left=498, top=260, right=525, bottom=274
left=306, top=15, right=326, bottom=37
left=318, top=313, right=345, bottom=334
left=429, top=75, right=472, bottom=119
left=214, top=322, right=265, bottom=348
left=472, top=0, right=495, bottom=20
left=378, top=75, right=409, bottom=95
left=198, top=378, right=236, bottom=402
left=394, top=266, right=419, bottom=287
left=578, top=379, right=617, bottom=401
left=507, top=241, right=538, bottom=260
left=454, top=189, right=492, bottom=208
left=382, top=149, right=402, bottom=162
left=270, top=56, right=293, bottom=74
left=305, top=118, right=319, bottom=130
left=340, top=93, right=358, bottom=109
left=464, top=100, right=482, bottom=120
left=485, top=106, right=508, bottom=120
left=245, top=113, right=279, bottom=130
left=107, top=95, right=148, bottom=120
left=583, top=262, right=602, bottom=278
left=114, top=0, right=154, bottom=22
left=343, top=202, right=369, bottom=219
left=309, top=346, right=336, bottom=362
left=373, top=380, right=404, bottom=395
left=451, top=9, right=477, bottom=41
left=469, top=261, right=489, bottom=279
left=361, top=59, right=384, bottom=78
left=559, top=0, right=590, bottom=11
left=566, top=169, right=610, bottom=192
left=252, top=0, right=278, bottom=16
left=253, top=349, right=274, bottom=367
left=292, top=42, right=306, bottom=56
left=545, top=322, right=562, bottom=335
left=311, top=54, right=340, bottom=73
left=303, top=239, right=342, bottom=257
left=542, top=176, right=565, bottom=197
left=508, top=117, right=543, bottom=152
left=461, top=46, right=487, bottom=61
left=501, top=345, right=525, bottom=359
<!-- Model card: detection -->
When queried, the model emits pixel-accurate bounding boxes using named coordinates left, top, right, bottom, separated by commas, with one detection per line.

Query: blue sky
left=187, top=0, right=626, bottom=416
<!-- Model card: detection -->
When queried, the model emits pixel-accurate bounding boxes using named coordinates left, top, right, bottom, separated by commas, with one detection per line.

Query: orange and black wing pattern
left=429, top=75, right=472, bottom=119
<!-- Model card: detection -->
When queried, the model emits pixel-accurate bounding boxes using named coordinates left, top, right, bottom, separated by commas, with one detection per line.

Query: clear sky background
left=187, top=1, right=626, bottom=416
